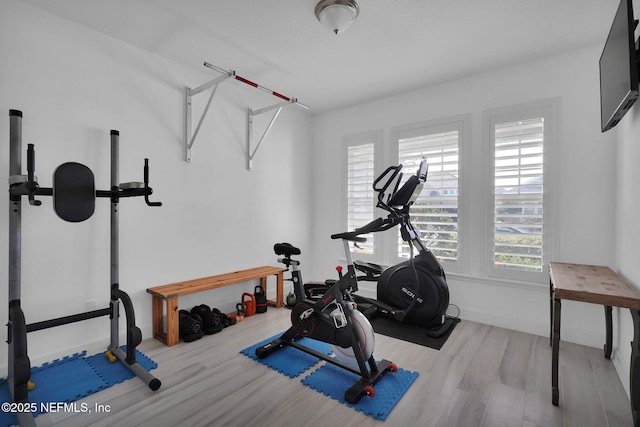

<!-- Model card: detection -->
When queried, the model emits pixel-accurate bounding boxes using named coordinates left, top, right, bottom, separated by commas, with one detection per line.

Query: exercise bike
left=255, top=240, right=398, bottom=404
left=349, top=158, right=456, bottom=338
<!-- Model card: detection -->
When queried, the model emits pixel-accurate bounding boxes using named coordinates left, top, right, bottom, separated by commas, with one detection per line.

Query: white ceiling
left=23, top=0, right=618, bottom=114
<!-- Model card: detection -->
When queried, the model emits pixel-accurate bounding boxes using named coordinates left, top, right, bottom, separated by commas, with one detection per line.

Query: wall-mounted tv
left=600, top=0, right=639, bottom=132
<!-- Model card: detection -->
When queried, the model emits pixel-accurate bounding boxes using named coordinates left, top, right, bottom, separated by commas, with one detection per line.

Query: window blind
left=347, top=143, right=375, bottom=254
left=493, top=118, right=544, bottom=272
left=398, top=130, right=459, bottom=261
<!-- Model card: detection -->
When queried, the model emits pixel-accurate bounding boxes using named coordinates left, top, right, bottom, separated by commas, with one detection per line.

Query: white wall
left=613, top=1, right=640, bottom=397
left=614, top=108, right=640, bottom=398
left=2, top=0, right=633, bottom=399
left=0, top=1, right=312, bottom=370
left=310, top=45, right=616, bottom=348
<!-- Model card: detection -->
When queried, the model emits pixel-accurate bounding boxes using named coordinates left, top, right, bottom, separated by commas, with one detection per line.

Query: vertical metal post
left=9, top=110, right=22, bottom=304
left=8, top=110, right=22, bottom=399
left=185, top=87, right=192, bottom=162
left=247, top=108, right=253, bottom=170
left=106, top=130, right=162, bottom=391
left=8, top=110, right=36, bottom=426
left=110, top=130, right=120, bottom=349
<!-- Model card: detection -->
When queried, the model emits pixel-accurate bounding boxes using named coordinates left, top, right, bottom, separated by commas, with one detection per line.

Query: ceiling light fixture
left=315, top=0, right=359, bottom=35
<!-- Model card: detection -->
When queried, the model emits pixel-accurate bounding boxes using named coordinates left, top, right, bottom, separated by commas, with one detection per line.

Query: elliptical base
left=424, top=316, right=457, bottom=339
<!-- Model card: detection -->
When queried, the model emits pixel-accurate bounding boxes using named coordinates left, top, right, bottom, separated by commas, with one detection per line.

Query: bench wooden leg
left=263, top=271, right=284, bottom=308
left=152, top=296, right=180, bottom=347
left=275, top=271, right=283, bottom=307
left=151, top=295, right=167, bottom=345
left=166, top=297, right=179, bottom=347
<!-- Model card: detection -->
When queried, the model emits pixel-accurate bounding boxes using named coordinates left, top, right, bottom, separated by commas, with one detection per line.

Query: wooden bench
left=147, top=266, right=284, bottom=347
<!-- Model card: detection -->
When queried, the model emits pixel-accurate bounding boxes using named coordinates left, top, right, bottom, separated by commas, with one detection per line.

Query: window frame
left=483, top=99, right=558, bottom=283
left=390, top=115, right=469, bottom=273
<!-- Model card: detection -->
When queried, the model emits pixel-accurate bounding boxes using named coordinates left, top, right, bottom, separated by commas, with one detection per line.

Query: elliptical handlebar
left=376, top=158, right=428, bottom=214
left=331, top=158, right=429, bottom=245
left=331, top=217, right=384, bottom=242
left=372, top=164, right=403, bottom=210
left=330, top=215, right=406, bottom=242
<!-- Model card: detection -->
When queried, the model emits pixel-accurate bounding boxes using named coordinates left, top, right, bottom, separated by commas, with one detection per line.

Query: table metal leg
left=552, top=297, right=561, bottom=406
left=550, top=278, right=554, bottom=346
left=604, top=305, right=612, bottom=359
left=630, top=309, right=640, bottom=427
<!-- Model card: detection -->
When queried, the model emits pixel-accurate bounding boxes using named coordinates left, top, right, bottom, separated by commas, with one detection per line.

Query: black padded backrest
left=53, top=162, right=95, bottom=222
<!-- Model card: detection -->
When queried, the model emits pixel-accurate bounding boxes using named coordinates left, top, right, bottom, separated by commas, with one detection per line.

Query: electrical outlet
left=85, top=300, right=97, bottom=310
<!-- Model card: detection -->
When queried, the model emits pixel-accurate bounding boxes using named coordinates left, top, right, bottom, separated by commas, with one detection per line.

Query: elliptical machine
left=255, top=240, right=398, bottom=404
left=350, top=158, right=456, bottom=338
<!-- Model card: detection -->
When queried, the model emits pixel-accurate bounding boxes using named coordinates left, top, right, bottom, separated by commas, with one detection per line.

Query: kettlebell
left=286, top=290, right=297, bottom=307
left=254, top=285, right=267, bottom=314
left=236, top=303, right=246, bottom=317
left=242, top=292, right=256, bottom=316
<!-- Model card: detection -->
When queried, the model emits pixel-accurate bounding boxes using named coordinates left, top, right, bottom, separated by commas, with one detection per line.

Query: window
left=339, top=101, right=555, bottom=285
left=493, top=118, right=544, bottom=272
left=486, top=100, right=556, bottom=281
left=392, top=117, right=465, bottom=269
left=343, top=131, right=381, bottom=256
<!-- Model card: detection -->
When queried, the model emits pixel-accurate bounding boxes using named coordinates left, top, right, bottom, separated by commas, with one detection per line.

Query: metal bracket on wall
left=184, top=62, right=309, bottom=167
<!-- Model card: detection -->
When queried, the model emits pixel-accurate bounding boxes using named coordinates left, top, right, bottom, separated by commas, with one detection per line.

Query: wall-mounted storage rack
left=185, top=62, right=310, bottom=169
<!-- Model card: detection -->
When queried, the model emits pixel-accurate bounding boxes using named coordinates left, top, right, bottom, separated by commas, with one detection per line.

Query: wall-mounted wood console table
left=549, top=262, right=640, bottom=426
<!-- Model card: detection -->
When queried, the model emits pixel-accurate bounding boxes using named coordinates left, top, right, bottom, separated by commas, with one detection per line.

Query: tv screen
left=600, top=0, right=639, bottom=132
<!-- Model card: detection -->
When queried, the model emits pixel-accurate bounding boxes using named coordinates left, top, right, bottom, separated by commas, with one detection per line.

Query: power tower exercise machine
left=7, top=109, right=162, bottom=427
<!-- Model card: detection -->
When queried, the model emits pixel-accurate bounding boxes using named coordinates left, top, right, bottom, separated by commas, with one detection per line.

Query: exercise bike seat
left=274, top=242, right=301, bottom=257
left=53, top=162, right=95, bottom=222
left=354, top=260, right=384, bottom=278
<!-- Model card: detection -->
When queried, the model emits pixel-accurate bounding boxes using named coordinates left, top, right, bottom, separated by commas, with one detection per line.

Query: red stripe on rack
left=272, top=92, right=290, bottom=101
left=234, top=74, right=291, bottom=102
left=235, top=75, right=258, bottom=88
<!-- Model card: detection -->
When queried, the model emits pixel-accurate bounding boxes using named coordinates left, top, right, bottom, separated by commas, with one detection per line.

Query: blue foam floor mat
left=0, top=347, right=157, bottom=427
left=240, top=332, right=332, bottom=378
left=241, top=332, right=419, bottom=421
left=302, top=362, right=419, bottom=421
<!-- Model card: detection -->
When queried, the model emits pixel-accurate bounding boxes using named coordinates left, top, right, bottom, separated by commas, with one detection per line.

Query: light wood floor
left=33, top=308, right=633, bottom=427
